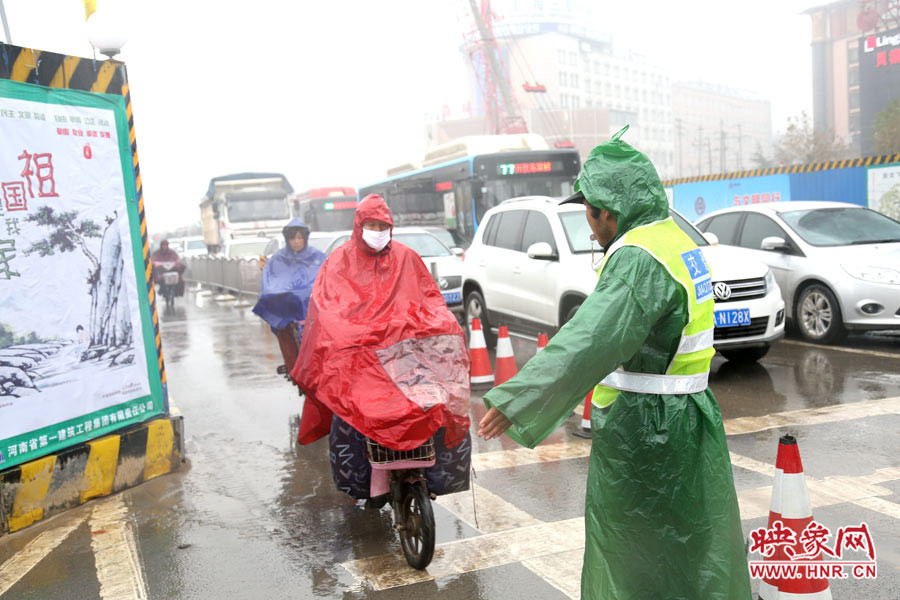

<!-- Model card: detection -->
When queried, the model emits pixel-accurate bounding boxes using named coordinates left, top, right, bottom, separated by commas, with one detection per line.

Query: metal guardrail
left=184, top=255, right=262, bottom=298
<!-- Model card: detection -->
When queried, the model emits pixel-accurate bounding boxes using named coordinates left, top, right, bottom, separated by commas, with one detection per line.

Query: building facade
left=806, top=0, right=900, bottom=155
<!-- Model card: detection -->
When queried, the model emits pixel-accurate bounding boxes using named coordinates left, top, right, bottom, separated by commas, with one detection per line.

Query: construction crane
left=463, top=0, right=528, bottom=134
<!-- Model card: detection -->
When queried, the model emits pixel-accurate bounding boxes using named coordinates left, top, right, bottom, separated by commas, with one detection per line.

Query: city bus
left=290, top=187, right=358, bottom=232
left=357, top=134, right=581, bottom=242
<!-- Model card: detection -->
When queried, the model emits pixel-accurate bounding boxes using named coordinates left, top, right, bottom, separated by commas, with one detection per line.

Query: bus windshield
left=227, top=196, right=290, bottom=222
left=299, top=197, right=359, bottom=231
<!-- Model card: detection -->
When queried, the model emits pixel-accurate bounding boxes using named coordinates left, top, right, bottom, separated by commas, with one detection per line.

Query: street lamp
left=86, top=7, right=129, bottom=59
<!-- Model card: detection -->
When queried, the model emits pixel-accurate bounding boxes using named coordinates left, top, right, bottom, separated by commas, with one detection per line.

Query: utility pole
left=720, top=120, right=727, bottom=173
left=696, top=126, right=703, bottom=176
left=675, top=118, right=683, bottom=176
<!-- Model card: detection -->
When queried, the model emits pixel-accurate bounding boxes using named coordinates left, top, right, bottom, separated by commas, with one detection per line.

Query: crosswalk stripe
left=0, top=515, right=84, bottom=596
left=342, top=518, right=585, bottom=591
left=90, top=496, right=148, bottom=600
left=342, top=454, right=900, bottom=592
left=723, top=396, right=900, bottom=435
left=471, top=397, right=900, bottom=475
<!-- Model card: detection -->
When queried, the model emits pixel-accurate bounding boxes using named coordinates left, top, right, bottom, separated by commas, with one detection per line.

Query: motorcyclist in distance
left=150, top=240, right=186, bottom=307
left=253, top=218, right=326, bottom=374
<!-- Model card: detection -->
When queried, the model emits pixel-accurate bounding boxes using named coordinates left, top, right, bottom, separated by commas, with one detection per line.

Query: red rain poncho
left=292, top=195, right=470, bottom=450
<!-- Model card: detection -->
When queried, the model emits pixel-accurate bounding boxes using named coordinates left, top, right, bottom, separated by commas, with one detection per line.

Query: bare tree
left=773, top=111, right=850, bottom=166
left=873, top=99, right=900, bottom=156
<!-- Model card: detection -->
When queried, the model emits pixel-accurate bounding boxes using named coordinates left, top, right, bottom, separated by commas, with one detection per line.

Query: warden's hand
left=478, top=406, right=511, bottom=440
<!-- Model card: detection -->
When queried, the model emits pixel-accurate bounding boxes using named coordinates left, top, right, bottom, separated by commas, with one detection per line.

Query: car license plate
left=714, top=308, right=751, bottom=328
left=442, top=291, right=461, bottom=304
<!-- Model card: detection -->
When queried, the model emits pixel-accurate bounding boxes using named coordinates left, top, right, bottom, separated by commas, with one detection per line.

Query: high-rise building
left=806, top=0, right=900, bottom=155
left=671, top=82, right=773, bottom=177
left=433, top=0, right=676, bottom=177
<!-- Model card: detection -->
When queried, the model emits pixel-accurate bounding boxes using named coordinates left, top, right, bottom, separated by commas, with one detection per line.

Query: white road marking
left=343, top=453, right=900, bottom=594
left=342, top=518, right=584, bottom=592
left=89, top=496, right=148, bottom=600
left=0, top=515, right=84, bottom=596
left=781, top=338, right=900, bottom=359
left=724, top=396, right=900, bottom=435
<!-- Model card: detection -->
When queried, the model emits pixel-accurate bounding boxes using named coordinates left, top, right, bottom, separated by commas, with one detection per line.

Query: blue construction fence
left=663, top=153, right=900, bottom=223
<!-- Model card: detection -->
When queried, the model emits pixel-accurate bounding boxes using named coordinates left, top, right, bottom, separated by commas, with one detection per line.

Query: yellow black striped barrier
left=0, top=44, right=179, bottom=536
left=662, top=153, right=900, bottom=187
left=0, top=416, right=184, bottom=534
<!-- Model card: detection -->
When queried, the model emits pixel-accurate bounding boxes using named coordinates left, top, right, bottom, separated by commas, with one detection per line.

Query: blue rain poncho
left=252, top=218, right=326, bottom=331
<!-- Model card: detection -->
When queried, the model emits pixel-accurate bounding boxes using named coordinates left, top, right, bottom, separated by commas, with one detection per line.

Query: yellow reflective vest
left=591, top=217, right=715, bottom=408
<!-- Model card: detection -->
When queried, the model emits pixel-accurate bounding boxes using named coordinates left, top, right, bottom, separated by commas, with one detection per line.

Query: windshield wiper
left=850, top=238, right=900, bottom=245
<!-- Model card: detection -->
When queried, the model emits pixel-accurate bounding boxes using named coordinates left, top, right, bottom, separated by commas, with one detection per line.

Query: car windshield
left=669, top=209, right=708, bottom=246
left=308, top=235, right=335, bottom=252
left=186, top=240, right=205, bottom=250
left=780, top=207, right=900, bottom=246
left=394, top=233, right=452, bottom=257
left=228, top=240, right=269, bottom=257
left=558, top=210, right=593, bottom=253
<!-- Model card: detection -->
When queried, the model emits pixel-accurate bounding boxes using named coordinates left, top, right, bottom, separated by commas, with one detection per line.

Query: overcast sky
left=2, top=0, right=825, bottom=232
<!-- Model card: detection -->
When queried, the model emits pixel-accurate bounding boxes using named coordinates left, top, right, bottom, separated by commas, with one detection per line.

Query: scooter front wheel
left=396, top=480, right=435, bottom=570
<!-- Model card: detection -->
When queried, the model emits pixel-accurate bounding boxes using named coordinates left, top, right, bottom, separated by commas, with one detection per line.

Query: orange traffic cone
left=494, top=326, right=518, bottom=386
left=536, top=333, right=549, bottom=353
left=581, top=389, right=593, bottom=429
left=469, top=318, right=494, bottom=387
left=757, top=435, right=832, bottom=600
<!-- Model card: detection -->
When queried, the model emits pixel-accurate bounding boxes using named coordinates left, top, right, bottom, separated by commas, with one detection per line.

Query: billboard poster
left=867, top=163, right=900, bottom=221
left=672, top=174, right=792, bottom=221
left=0, top=79, right=164, bottom=470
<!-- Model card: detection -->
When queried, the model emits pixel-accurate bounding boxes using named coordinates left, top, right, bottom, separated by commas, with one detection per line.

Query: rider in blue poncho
left=253, top=218, right=326, bottom=372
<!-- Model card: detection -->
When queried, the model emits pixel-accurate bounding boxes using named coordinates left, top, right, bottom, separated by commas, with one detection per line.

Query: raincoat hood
left=352, top=194, right=394, bottom=254
left=252, top=218, right=326, bottom=331
left=282, top=217, right=311, bottom=242
left=574, top=125, right=669, bottom=241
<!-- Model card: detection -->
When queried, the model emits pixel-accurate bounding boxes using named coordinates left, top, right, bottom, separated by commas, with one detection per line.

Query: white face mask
left=362, top=228, right=391, bottom=251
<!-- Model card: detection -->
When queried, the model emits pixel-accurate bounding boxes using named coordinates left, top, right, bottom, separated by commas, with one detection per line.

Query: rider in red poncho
left=292, top=194, right=471, bottom=499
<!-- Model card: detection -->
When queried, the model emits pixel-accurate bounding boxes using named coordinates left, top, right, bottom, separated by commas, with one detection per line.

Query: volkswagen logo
left=439, top=277, right=449, bottom=290
left=714, top=282, right=732, bottom=300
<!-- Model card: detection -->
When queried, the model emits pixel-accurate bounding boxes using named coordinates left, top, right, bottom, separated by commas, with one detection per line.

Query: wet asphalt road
left=1, top=287, right=899, bottom=599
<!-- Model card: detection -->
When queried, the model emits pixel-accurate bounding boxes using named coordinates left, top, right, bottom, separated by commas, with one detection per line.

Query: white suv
left=462, top=196, right=786, bottom=363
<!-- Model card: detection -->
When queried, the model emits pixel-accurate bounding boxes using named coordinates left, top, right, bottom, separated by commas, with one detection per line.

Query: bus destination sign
left=497, top=161, right=561, bottom=176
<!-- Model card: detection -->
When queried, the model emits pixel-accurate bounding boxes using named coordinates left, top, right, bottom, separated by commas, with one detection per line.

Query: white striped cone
left=468, top=318, right=494, bottom=385
left=536, top=332, right=549, bottom=353
left=494, top=326, right=518, bottom=386
left=758, top=435, right=832, bottom=600
left=581, top=389, right=593, bottom=429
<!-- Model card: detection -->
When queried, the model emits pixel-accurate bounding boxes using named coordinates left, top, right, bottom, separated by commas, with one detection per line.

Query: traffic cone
left=494, top=326, right=518, bottom=386
left=468, top=318, right=494, bottom=387
left=536, top=333, right=549, bottom=353
left=757, top=434, right=832, bottom=600
left=581, top=389, right=592, bottom=429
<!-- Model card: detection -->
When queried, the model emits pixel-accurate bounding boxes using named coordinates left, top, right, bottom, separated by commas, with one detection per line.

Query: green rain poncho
left=483, top=127, right=751, bottom=599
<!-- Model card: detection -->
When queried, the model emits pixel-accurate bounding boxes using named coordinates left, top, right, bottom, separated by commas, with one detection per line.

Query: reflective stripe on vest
left=591, top=217, right=715, bottom=405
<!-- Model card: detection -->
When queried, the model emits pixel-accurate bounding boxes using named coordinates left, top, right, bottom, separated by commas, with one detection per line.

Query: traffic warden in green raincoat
left=479, top=126, right=751, bottom=599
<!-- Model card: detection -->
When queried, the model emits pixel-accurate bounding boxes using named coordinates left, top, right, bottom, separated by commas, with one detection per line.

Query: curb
left=0, top=415, right=184, bottom=536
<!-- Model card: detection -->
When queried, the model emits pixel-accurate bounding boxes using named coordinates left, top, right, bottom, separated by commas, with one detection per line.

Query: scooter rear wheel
left=397, top=480, right=435, bottom=570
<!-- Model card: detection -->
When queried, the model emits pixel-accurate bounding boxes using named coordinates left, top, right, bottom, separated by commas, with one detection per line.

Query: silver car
left=695, top=201, right=900, bottom=344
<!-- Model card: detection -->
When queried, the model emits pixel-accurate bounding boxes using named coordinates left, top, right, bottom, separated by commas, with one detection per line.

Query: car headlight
left=764, top=268, right=777, bottom=293
left=841, top=264, right=900, bottom=285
